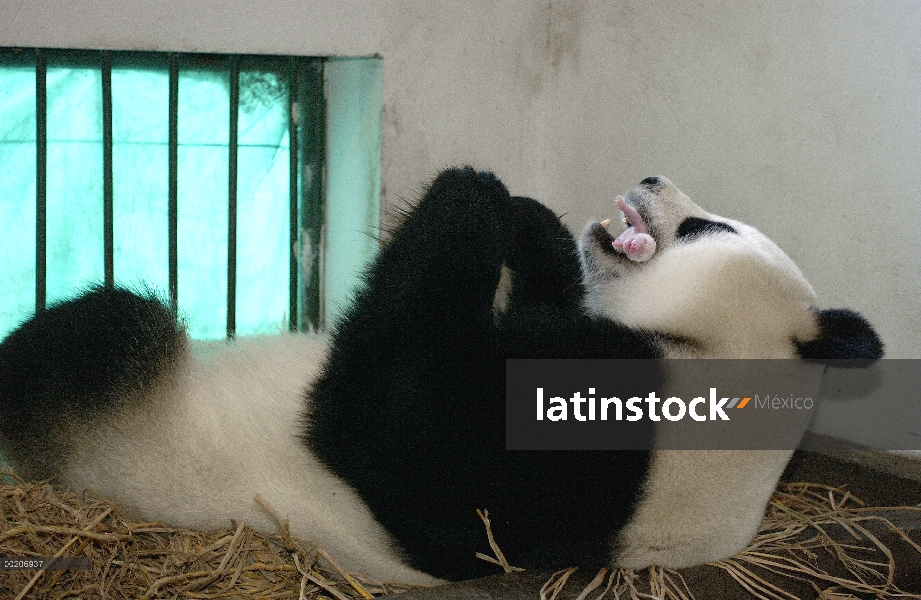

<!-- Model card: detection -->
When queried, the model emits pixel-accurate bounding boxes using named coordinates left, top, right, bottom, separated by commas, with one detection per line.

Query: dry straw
left=0, top=471, right=424, bottom=599
left=2, top=470, right=919, bottom=600
left=710, top=482, right=921, bottom=600
left=539, top=482, right=921, bottom=600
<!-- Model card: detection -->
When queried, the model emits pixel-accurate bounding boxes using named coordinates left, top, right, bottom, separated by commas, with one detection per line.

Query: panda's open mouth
left=590, top=195, right=657, bottom=263
left=612, top=196, right=650, bottom=246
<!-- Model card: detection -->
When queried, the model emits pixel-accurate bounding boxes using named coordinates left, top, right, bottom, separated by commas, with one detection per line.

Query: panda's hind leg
left=0, top=286, right=186, bottom=479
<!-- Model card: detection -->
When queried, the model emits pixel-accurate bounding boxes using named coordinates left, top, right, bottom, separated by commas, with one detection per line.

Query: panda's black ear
left=795, top=309, right=884, bottom=366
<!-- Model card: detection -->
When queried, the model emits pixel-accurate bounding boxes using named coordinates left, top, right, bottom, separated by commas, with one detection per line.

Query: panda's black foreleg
left=309, top=167, right=523, bottom=578
left=345, top=168, right=590, bottom=340
left=341, top=166, right=516, bottom=339
left=310, top=167, right=603, bottom=580
left=494, top=195, right=662, bottom=360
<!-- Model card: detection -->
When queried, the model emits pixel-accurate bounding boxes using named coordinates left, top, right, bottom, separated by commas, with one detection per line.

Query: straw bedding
left=0, top=472, right=419, bottom=600
left=539, top=482, right=921, bottom=600
left=2, top=471, right=919, bottom=600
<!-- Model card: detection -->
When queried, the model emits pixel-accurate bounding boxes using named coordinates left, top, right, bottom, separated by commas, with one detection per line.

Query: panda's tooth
left=600, top=219, right=612, bottom=230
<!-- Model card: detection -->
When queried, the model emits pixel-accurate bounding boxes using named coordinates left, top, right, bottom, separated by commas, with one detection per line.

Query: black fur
left=676, top=216, right=738, bottom=240
left=0, top=286, right=184, bottom=478
left=306, top=167, right=661, bottom=581
left=795, top=308, right=884, bottom=365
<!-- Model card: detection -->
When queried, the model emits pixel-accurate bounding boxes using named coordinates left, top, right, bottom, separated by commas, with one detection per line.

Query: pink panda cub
left=609, top=195, right=656, bottom=262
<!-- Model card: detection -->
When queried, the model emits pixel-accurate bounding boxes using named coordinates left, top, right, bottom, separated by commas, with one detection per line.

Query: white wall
left=3, top=0, right=919, bottom=447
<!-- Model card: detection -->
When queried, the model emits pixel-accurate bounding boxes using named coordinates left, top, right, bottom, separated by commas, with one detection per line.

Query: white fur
left=587, top=232, right=819, bottom=357
left=614, top=449, right=794, bottom=568
left=62, top=334, right=442, bottom=585
left=579, top=177, right=825, bottom=568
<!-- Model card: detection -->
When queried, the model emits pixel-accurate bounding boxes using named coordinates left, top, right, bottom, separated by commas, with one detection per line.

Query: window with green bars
left=0, top=49, right=382, bottom=340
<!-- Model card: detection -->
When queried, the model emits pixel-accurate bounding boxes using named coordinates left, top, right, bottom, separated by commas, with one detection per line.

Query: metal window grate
left=0, top=48, right=328, bottom=339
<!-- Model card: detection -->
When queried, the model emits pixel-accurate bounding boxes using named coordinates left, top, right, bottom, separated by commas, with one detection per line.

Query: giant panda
left=0, top=168, right=881, bottom=584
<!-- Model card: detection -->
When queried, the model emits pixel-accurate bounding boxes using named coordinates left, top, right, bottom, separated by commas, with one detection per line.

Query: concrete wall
left=2, top=0, right=919, bottom=447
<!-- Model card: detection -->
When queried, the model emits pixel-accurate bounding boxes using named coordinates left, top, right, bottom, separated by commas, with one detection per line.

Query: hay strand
left=475, top=508, right=524, bottom=573
left=574, top=567, right=608, bottom=600
left=540, top=566, right=580, bottom=600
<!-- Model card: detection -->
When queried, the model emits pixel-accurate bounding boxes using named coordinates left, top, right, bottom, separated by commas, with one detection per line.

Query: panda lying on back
left=0, top=168, right=881, bottom=583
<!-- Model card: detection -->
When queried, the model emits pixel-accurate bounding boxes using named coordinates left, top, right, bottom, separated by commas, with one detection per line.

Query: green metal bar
left=102, top=50, right=114, bottom=288
left=296, top=58, right=325, bottom=331
left=35, top=49, right=46, bottom=313
left=227, top=55, right=239, bottom=339
left=168, top=53, right=179, bottom=313
left=288, top=59, right=299, bottom=331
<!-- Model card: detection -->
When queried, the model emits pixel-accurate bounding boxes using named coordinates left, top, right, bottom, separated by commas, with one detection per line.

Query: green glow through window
left=0, top=50, right=382, bottom=340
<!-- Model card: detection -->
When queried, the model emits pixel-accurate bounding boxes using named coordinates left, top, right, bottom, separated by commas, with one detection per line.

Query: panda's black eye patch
left=676, top=217, right=738, bottom=241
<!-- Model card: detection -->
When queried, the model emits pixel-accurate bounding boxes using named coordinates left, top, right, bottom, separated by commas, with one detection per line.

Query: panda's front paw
left=502, top=196, right=584, bottom=309
left=423, top=166, right=512, bottom=217
left=396, top=166, right=514, bottom=258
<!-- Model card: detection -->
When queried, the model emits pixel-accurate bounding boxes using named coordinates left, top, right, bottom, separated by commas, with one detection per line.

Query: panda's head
left=578, top=176, right=882, bottom=360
